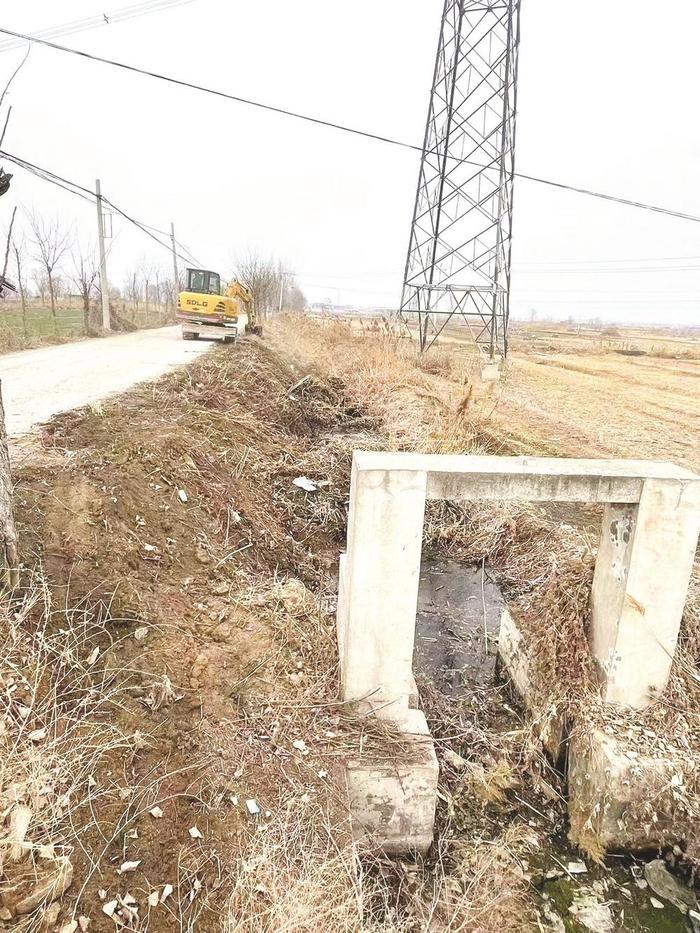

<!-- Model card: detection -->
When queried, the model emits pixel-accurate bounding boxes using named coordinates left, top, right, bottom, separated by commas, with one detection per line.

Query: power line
left=0, top=1, right=195, bottom=53
left=2, top=26, right=700, bottom=226
left=0, top=148, right=194, bottom=265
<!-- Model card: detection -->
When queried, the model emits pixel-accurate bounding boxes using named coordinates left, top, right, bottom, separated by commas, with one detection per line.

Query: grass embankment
left=3, top=338, right=540, bottom=931
left=1, top=318, right=697, bottom=931
left=0, top=303, right=173, bottom=353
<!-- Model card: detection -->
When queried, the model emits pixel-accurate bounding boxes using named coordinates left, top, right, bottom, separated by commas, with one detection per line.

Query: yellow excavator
left=177, top=268, right=262, bottom=342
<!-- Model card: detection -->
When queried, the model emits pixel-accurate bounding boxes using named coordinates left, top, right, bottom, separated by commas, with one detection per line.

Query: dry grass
left=7, top=316, right=697, bottom=930
left=0, top=571, right=140, bottom=930
left=274, top=313, right=700, bottom=862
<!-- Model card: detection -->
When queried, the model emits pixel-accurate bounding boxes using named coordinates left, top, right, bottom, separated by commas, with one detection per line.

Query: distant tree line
left=233, top=251, right=306, bottom=318
left=0, top=208, right=177, bottom=337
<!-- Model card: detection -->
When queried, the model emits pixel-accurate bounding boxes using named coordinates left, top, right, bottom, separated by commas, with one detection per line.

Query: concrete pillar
left=338, top=458, right=427, bottom=714
left=590, top=479, right=700, bottom=709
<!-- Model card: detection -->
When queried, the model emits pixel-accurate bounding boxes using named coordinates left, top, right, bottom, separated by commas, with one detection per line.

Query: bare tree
left=70, top=241, right=99, bottom=334
left=27, top=211, right=72, bottom=333
left=233, top=252, right=285, bottom=320
left=125, top=270, right=142, bottom=317
left=11, top=235, right=28, bottom=338
left=32, top=272, right=47, bottom=305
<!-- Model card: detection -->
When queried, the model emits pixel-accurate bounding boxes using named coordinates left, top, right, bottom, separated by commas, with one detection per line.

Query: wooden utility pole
left=170, top=222, right=179, bottom=309
left=95, top=178, right=111, bottom=331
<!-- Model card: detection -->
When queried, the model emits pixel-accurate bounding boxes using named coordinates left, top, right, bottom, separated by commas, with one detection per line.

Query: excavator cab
left=186, top=268, right=221, bottom=296
left=177, top=268, right=260, bottom=342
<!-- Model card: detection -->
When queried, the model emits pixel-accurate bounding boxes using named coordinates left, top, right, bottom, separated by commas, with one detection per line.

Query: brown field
left=389, top=320, right=700, bottom=473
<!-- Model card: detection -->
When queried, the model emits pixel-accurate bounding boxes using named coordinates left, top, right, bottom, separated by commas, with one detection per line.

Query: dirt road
left=0, top=326, right=210, bottom=437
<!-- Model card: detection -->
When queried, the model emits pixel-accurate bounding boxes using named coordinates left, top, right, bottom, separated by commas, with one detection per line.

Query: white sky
left=2, top=0, right=700, bottom=324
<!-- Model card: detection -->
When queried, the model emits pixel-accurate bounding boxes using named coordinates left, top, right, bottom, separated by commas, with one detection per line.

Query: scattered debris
left=292, top=738, right=309, bottom=755
left=134, top=626, right=149, bottom=641
left=292, top=476, right=318, bottom=493
left=161, top=884, right=174, bottom=902
left=245, top=799, right=260, bottom=817
left=143, top=675, right=180, bottom=711
left=567, top=860, right=588, bottom=875
left=118, top=860, right=141, bottom=874
left=178, top=489, right=188, bottom=503
left=102, top=900, right=118, bottom=918
left=189, top=825, right=203, bottom=839
left=149, top=806, right=164, bottom=819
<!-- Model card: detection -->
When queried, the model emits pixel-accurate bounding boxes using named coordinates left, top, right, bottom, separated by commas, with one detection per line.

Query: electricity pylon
left=399, top=0, right=522, bottom=359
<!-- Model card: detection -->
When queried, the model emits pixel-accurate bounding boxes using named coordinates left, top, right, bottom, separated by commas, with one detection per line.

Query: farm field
left=421, top=321, right=700, bottom=473
left=0, top=301, right=173, bottom=352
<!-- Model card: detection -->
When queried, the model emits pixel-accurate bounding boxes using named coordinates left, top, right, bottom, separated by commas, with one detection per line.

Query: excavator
left=176, top=268, right=262, bottom=342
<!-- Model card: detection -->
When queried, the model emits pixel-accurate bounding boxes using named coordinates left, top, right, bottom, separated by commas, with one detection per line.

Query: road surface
left=0, top=326, right=210, bottom=437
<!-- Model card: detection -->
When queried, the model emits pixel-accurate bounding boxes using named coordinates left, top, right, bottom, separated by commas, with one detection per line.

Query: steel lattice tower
left=399, top=0, right=522, bottom=359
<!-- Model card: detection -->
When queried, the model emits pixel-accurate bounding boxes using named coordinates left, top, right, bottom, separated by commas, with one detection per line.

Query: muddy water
left=414, top=558, right=503, bottom=694
left=413, top=558, right=696, bottom=933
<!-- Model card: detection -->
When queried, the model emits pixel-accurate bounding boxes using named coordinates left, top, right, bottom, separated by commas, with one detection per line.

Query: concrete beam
left=353, top=451, right=696, bottom=504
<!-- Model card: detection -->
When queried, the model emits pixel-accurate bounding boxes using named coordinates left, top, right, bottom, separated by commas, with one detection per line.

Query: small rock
left=212, top=581, right=229, bottom=596
left=246, top=799, right=260, bottom=817
left=134, top=627, right=149, bottom=641
left=195, top=545, right=210, bottom=565
left=78, top=918, right=90, bottom=932
left=568, top=889, right=614, bottom=933
left=443, top=749, right=468, bottom=770
left=567, top=861, right=588, bottom=875
left=149, top=806, right=164, bottom=819
left=161, top=884, right=174, bottom=902
left=8, top=804, right=32, bottom=861
left=277, top=579, right=313, bottom=615
left=118, top=860, right=141, bottom=874
left=178, top=489, right=188, bottom=503
left=650, top=897, right=665, bottom=909
left=645, top=859, right=697, bottom=914
left=102, top=900, right=118, bottom=918
left=59, top=921, right=78, bottom=933
left=189, top=826, right=203, bottom=839
left=147, top=891, right=159, bottom=907
left=40, top=903, right=61, bottom=927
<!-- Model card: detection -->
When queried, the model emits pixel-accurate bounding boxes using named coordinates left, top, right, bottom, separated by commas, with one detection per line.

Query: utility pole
left=170, top=222, right=179, bottom=309
left=95, top=178, right=111, bottom=331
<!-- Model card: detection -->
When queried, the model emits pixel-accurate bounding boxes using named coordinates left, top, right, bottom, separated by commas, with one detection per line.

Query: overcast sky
left=2, top=0, right=700, bottom=324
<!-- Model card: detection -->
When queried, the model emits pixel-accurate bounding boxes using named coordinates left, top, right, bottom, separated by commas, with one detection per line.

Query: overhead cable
left=1, top=26, right=700, bottom=225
